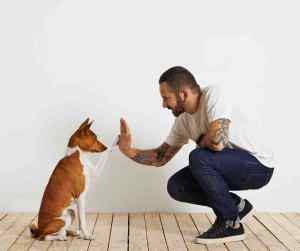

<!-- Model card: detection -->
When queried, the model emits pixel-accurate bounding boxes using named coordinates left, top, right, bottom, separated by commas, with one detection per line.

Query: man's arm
left=118, top=118, right=181, bottom=167
left=126, top=143, right=181, bottom=167
left=198, top=118, right=233, bottom=151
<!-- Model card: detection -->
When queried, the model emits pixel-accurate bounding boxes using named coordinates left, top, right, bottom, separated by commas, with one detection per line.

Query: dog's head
left=68, top=118, right=107, bottom=153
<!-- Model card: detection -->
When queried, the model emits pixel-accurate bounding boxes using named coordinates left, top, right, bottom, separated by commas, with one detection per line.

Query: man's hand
left=117, top=118, right=181, bottom=166
left=197, top=134, right=209, bottom=148
left=118, top=118, right=134, bottom=157
left=197, top=118, right=233, bottom=151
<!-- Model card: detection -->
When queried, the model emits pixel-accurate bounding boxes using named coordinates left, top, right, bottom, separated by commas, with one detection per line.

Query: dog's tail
left=29, top=223, right=40, bottom=238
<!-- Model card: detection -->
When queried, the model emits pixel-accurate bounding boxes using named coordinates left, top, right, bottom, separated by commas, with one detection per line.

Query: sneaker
left=195, top=221, right=245, bottom=244
left=239, top=199, right=254, bottom=222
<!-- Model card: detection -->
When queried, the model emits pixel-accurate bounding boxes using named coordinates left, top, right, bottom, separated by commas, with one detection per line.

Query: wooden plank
left=0, top=213, right=19, bottom=236
left=245, top=214, right=287, bottom=251
left=145, top=212, right=168, bottom=251
left=283, top=213, right=300, bottom=230
left=175, top=213, right=207, bottom=251
left=88, top=213, right=112, bottom=251
left=68, top=213, right=98, bottom=251
left=271, top=213, right=300, bottom=241
left=29, top=240, right=53, bottom=251
left=191, top=213, right=227, bottom=251
left=242, top=221, right=268, bottom=251
left=108, top=213, right=128, bottom=251
left=160, top=213, right=188, bottom=251
left=237, top=212, right=269, bottom=251
left=255, top=213, right=300, bottom=250
left=8, top=214, right=38, bottom=251
left=206, top=213, right=248, bottom=251
left=128, top=213, right=148, bottom=251
left=0, top=213, right=36, bottom=250
left=255, top=213, right=299, bottom=250
left=0, top=213, right=7, bottom=221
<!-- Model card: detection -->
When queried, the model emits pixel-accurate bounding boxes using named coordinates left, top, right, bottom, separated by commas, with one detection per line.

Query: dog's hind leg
left=44, top=232, right=67, bottom=241
left=41, top=219, right=66, bottom=241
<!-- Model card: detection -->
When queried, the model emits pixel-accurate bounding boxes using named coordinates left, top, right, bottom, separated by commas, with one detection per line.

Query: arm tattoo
left=132, top=143, right=181, bottom=167
left=155, top=144, right=169, bottom=162
left=209, top=118, right=232, bottom=150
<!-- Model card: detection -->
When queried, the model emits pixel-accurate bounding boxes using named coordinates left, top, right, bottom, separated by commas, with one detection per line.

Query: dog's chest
left=73, top=153, right=90, bottom=194
left=65, top=148, right=92, bottom=195
left=78, top=157, right=90, bottom=193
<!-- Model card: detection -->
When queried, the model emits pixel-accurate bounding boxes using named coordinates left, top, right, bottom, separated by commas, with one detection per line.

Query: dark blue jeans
left=167, top=147, right=274, bottom=221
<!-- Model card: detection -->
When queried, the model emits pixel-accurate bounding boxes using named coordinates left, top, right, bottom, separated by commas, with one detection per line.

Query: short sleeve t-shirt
left=165, top=84, right=274, bottom=167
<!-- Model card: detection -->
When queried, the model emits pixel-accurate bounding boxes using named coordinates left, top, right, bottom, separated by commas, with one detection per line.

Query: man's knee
left=167, top=175, right=180, bottom=201
left=189, top=148, right=212, bottom=171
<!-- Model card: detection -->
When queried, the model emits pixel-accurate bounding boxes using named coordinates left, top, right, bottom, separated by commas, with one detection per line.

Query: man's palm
left=119, top=118, right=132, bottom=153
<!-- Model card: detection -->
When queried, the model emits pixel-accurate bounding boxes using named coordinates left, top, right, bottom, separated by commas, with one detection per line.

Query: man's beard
left=169, top=96, right=185, bottom=117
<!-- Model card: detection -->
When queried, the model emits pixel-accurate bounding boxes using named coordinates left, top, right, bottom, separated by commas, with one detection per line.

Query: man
left=117, top=66, right=274, bottom=244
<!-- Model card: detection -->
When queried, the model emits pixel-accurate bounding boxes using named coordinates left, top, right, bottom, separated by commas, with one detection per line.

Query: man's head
left=159, top=66, right=201, bottom=117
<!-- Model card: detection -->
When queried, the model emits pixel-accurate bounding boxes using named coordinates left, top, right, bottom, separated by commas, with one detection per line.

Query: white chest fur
left=65, top=146, right=92, bottom=193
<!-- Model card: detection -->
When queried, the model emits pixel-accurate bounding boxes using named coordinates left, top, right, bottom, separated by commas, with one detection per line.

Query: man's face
left=159, top=82, right=185, bottom=117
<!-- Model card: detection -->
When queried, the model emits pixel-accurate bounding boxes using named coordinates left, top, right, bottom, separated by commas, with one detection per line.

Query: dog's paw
left=83, top=234, right=95, bottom=240
left=66, top=230, right=80, bottom=237
left=58, top=235, right=68, bottom=241
left=76, top=230, right=95, bottom=240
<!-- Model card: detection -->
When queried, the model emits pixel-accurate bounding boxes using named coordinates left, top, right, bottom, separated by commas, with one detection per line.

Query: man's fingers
left=120, top=118, right=130, bottom=135
left=123, top=120, right=129, bottom=134
left=120, top=118, right=126, bottom=134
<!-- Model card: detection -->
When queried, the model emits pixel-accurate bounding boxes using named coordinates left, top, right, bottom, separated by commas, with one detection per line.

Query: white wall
left=0, top=0, right=299, bottom=212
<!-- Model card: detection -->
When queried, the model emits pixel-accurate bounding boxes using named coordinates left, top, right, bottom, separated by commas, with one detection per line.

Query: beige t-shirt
left=165, top=84, right=274, bottom=167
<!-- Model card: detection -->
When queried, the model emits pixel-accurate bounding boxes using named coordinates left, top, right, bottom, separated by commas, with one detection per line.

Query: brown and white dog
left=30, top=118, right=107, bottom=241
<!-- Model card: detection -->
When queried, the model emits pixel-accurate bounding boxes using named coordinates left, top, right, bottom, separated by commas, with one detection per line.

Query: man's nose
left=162, top=101, right=167, bottom=108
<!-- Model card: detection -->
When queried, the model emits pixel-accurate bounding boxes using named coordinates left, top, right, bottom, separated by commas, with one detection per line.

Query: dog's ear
left=78, top=118, right=90, bottom=130
left=86, top=120, right=94, bottom=130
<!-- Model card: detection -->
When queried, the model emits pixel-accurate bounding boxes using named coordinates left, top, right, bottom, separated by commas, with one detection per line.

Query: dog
left=30, top=118, right=107, bottom=241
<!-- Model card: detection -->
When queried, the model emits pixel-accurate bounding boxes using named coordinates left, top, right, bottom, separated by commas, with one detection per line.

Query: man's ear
left=179, top=88, right=188, bottom=103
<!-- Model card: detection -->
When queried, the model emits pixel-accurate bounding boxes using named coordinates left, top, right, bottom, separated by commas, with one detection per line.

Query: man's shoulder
left=205, top=84, right=232, bottom=103
left=206, top=84, right=223, bottom=95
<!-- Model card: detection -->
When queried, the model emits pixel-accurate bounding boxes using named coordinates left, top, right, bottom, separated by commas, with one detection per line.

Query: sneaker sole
left=240, top=208, right=254, bottom=223
left=195, top=233, right=246, bottom=244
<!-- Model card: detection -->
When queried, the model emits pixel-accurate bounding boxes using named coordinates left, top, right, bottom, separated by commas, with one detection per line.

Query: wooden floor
left=1, top=212, right=300, bottom=251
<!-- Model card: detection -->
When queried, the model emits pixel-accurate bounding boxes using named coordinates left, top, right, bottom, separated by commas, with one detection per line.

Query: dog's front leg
left=76, top=195, right=94, bottom=240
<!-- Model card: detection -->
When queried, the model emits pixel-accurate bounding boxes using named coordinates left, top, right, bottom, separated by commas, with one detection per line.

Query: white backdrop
left=0, top=0, right=299, bottom=212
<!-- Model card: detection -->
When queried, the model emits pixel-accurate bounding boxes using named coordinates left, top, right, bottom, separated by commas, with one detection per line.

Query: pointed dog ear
left=86, top=119, right=94, bottom=129
left=78, top=118, right=90, bottom=130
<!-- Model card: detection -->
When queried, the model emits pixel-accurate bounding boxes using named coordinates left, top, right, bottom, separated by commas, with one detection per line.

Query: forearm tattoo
left=132, top=143, right=180, bottom=166
left=155, top=144, right=169, bottom=162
